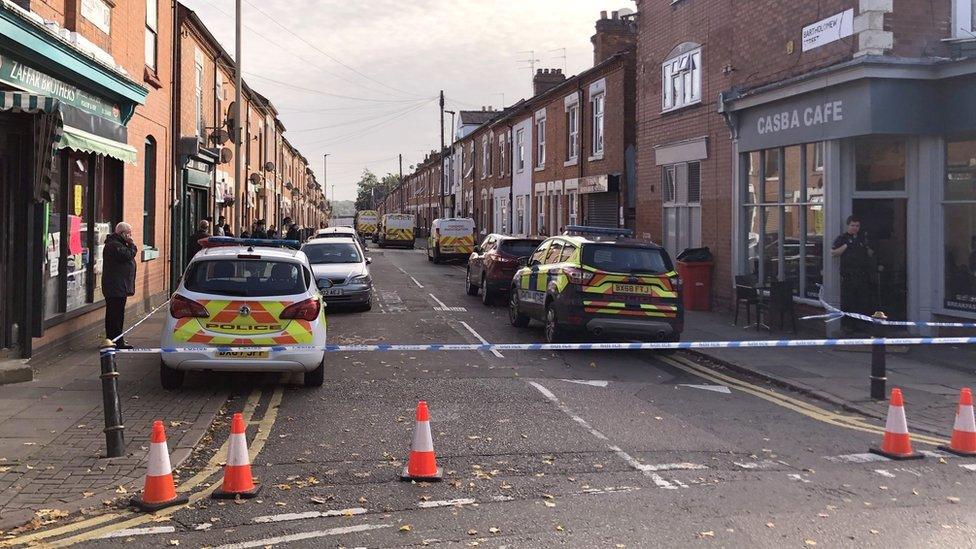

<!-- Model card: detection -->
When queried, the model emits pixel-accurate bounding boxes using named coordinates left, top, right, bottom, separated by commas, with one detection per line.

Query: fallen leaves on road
left=399, top=525, right=412, bottom=532
left=948, top=496, right=961, bottom=503
left=696, top=531, right=714, bottom=539
left=765, top=523, right=774, bottom=529
left=488, top=527, right=500, bottom=534
left=115, top=486, right=128, bottom=494
left=168, top=540, right=179, bottom=546
left=467, top=528, right=478, bottom=536
left=804, top=540, right=817, bottom=546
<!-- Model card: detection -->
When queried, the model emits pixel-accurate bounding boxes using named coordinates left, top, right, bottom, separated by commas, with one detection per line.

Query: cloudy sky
left=181, top=0, right=635, bottom=201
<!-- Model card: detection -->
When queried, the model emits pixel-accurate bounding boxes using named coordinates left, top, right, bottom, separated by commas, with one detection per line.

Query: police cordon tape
left=801, top=288, right=976, bottom=328
left=101, top=336, right=976, bottom=356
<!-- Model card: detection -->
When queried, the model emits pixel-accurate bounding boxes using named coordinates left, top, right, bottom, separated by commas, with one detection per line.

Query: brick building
left=636, top=0, right=976, bottom=329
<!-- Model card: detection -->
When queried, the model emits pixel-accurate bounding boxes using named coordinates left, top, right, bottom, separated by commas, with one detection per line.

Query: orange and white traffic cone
left=869, top=388, right=923, bottom=460
left=400, top=401, right=443, bottom=482
left=939, top=388, right=976, bottom=457
left=132, top=420, right=189, bottom=512
left=213, top=412, right=261, bottom=499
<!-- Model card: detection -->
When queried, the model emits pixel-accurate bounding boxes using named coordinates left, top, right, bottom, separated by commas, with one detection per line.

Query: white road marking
left=98, top=526, right=176, bottom=539
left=429, top=292, right=467, bottom=312
left=920, top=449, right=952, bottom=458
left=417, top=498, right=476, bottom=508
left=679, top=384, right=732, bottom=394
left=961, top=464, right=976, bottom=472
left=252, top=507, right=368, bottom=524
left=874, top=469, right=896, bottom=478
left=580, top=486, right=639, bottom=495
left=733, top=459, right=786, bottom=469
left=824, top=452, right=890, bottom=463
left=460, top=321, right=503, bottom=358
left=528, top=381, right=683, bottom=490
left=395, top=266, right=424, bottom=288
left=787, top=473, right=811, bottom=483
left=561, top=379, right=609, bottom=387
left=491, top=495, right=515, bottom=502
left=637, top=462, right=708, bottom=472
left=213, top=524, right=391, bottom=549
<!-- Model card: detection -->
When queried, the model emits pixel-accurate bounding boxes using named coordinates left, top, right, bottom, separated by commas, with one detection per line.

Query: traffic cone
left=213, top=412, right=261, bottom=499
left=132, top=420, right=189, bottom=512
left=869, top=388, right=923, bottom=460
left=939, top=388, right=976, bottom=457
left=400, top=401, right=443, bottom=482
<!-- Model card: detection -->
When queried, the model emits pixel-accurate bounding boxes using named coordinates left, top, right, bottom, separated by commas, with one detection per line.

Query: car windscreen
left=184, top=259, right=308, bottom=297
left=303, top=242, right=363, bottom=264
left=581, top=244, right=672, bottom=274
left=499, top=239, right=543, bottom=258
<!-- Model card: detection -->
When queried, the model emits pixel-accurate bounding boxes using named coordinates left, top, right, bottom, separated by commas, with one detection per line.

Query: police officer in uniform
left=831, top=215, right=874, bottom=332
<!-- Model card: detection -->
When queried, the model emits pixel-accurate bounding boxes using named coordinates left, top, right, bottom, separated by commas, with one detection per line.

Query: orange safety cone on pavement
left=132, top=420, right=189, bottom=512
left=400, top=401, right=443, bottom=482
left=869, top=388, right=923, bottom=460
left=213, top=412, right=261, bottom=499
left=939, top=388, right=976, bottom=457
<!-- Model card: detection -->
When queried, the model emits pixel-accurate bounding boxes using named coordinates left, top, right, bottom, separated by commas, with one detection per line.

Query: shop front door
left=853, top=198, right=907, bottom=320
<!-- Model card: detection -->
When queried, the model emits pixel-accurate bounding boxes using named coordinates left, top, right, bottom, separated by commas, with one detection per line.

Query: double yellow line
left=3, top=386, right=284, bottom=548
left=660, top=354, right=948, bottom=447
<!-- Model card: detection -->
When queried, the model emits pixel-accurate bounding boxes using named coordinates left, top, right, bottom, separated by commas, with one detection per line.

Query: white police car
left=160, top=237, right=328, bottom=389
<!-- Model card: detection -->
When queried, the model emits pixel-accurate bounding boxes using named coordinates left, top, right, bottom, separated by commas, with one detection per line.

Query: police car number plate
left=612, top=284, right=653, bottom=295
left=216, top=350, right=269, bottom=359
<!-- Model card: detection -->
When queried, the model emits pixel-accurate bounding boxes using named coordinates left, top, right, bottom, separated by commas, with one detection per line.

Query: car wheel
left=465, top=268, right=479, bottom=295
left=481, top=274, right=494, bottom=306
left=509, top=288, right=530, bottom=328
left=432, top=247, right=441, bottom=264
left=360, top=299, right=373, bottom=312
left=304, top=359, right=325, bottom=387
left=160, top=360, right=185, bottom=390
left=545, top=303, right=568, bottom=344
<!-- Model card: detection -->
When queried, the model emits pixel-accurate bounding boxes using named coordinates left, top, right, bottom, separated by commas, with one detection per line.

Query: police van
left=378, top=213, right=415, bottom=248
left=354, top=210, right=379, bottom=242
left=426, top=217, right=475, bottom=263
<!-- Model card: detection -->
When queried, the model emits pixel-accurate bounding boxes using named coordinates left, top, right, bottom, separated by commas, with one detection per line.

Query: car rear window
left=581, top=244, right=672, bottom=274
left=499, top=239, right=542, bottom=258
left=303, top=242, right=362, bottom=264
left=184, top=260, right=309, bottom=297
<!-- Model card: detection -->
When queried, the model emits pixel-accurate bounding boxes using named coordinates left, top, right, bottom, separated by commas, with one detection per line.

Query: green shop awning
left=0, top=90, right=57, bottom=112
left=56, top=124, right=136, bottom=165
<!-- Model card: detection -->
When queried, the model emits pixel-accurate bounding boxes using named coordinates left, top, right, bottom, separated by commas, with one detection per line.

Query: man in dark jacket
left=187, top=219, right=210, bottom=258
left=252, top=219, right=268, bottom=239
left=285, top=220, right=299, bottom=241
left=102, top=222, right=137, bottom=349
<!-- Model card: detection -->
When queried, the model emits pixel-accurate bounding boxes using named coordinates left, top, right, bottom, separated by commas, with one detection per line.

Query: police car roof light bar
left=563, top=225, right=634, bottom=238
left=201, top=236, right=301, bottom=250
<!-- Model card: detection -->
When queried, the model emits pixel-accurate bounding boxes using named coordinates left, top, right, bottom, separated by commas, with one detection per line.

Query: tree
left=354, top=169, right=401, bottom=211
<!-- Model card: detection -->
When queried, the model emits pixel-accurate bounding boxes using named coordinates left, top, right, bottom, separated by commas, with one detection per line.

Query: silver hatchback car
left=302, top=237, right=373, bottom=311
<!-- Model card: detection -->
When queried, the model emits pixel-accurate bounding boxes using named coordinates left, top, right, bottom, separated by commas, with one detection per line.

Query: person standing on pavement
left=831, top=215, right=875, bottom=332
left=102, top=222, right=137, bottom=349
left=285, top=219, right=300, bottom=241
left=187, top=219, right=210, bottom=258
left=252, top=219, right=268, bottom=239
left=266, top=225, right=278, bottom=239
left=215, top=215, right=226, bottom=236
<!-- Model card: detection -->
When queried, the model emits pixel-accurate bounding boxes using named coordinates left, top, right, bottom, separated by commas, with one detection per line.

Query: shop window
left=662, top=162, right=701, bottom=258
left=143, top=137, right=157, bottom=248
left=943, top=138, right=976, bottom=312
left=145, top=0, right=158, bottom=71
left=742, top=144, right=825, bottom=299
left=855, top=136, right=905, bottom=192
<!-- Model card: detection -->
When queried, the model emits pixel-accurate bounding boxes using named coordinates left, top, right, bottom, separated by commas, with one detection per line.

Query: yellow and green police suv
left=508, top=226, right=683, bottom=344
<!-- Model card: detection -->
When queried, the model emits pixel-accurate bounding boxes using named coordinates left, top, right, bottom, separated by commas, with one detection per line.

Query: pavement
left=682, top=309, right=976, bottom=437
left=0, top=242, right=974, bottom=546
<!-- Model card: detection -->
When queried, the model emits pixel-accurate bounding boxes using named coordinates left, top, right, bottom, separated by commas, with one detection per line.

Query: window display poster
left=68, top=215, right=82, bottom=255
left=73, top=184, right=83, bottom=215
left=48, top=232, right=60, bottom=277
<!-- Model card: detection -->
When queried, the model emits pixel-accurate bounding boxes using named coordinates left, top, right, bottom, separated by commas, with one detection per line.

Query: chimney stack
left=591, top=9, right=636, bottom=65
left=533, top=68, right=567, bottom=96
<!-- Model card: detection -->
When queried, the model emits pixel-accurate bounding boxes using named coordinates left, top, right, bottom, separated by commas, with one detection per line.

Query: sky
left=181, top=0, right=635, bottom=202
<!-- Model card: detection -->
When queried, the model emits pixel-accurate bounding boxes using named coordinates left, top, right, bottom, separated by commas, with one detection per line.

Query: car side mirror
left=517, top=256, right=529, bottom=267
left=366, top=257, right=372, bottom=265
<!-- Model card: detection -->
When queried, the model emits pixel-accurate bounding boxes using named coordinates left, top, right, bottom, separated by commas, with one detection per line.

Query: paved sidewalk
left=682, top=309, right=976, bottom=437
left=0, top=315, right=227, bottom=530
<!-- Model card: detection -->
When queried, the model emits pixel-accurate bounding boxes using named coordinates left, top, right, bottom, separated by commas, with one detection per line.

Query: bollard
left=870, top=312, right=888, bottom=401
left=99, top=339, right=126, bottom=457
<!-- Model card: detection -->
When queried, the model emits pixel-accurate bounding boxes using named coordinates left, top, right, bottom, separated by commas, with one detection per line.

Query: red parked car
left=466, top=234, right=545, bottom=305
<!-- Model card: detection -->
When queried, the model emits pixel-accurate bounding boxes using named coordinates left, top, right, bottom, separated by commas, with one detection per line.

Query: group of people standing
left=187, top=215, right=305, bottom=258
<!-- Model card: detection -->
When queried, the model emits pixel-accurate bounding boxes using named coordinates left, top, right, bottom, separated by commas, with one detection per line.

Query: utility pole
left=398, top=153, right=404, bottom=212
left=439, top=90, right=445, bottom=218
left=233, top=0, right=243, bottom=235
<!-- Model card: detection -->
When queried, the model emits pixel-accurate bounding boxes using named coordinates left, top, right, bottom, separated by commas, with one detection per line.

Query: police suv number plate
left=216, top=350, right=269, bottom=359
left=612, top=283, right=653, bottom=295
left=322, top=289, right=344, bottom=296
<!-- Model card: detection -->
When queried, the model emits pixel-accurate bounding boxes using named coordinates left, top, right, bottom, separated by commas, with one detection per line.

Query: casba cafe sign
left=757, top=100, right=844, bottom=136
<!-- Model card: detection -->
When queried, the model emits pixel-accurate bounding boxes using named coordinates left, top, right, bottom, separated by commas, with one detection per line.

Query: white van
left=427, top=218, right=476, bottom=263
left=378, top=213, right=415, bottom=248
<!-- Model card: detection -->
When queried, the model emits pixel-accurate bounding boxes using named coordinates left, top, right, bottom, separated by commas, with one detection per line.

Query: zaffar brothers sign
left=757, top=100, right=844, bottom=135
